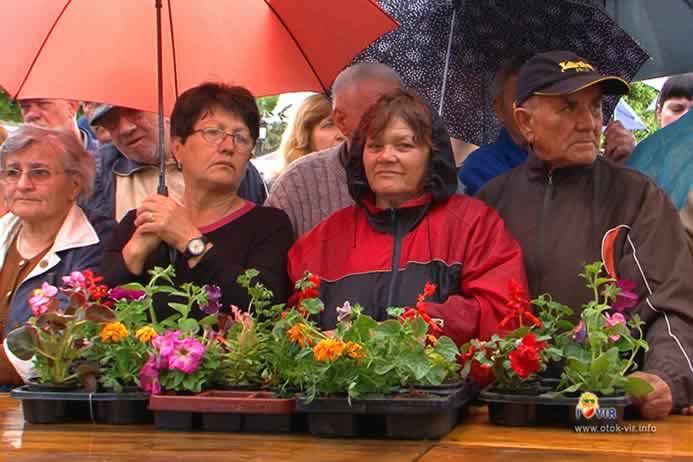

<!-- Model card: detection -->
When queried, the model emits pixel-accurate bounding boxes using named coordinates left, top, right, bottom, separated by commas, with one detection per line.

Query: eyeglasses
left=191, top=128, right=253, bottom=149
left=0, top=168, right=65, bottom=185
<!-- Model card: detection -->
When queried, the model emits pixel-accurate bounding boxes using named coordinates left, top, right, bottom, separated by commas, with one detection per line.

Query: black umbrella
left=357, top=0, right=649, bottom=145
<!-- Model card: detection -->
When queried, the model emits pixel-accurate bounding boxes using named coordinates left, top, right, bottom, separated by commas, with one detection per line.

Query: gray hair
left=331, top=62, right=402, bottom=97
left=490, top=54, right=532, bottom=102
left=0, top=125, right=95, bottom=201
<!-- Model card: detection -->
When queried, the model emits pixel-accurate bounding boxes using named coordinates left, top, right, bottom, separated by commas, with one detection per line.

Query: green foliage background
left=0, top=89, right=21, bottom=122
left=623, top=82, right=659, bottom=142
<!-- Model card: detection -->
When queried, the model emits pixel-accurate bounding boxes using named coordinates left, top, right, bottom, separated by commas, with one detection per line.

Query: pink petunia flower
left=139, top=356, right=161, bottom=394
left=168, top=337, right=205, bottom=374
left=28, top=282, right=58, bottom=317
left=109, top=287, right=145, bottom=302
left=612, top=279, right=638, bottom=312
left=62, top=271, right=87, bottom=289
left=604, top=312, right=627, bottom=341
left=152, top=330, right=181, bottom=369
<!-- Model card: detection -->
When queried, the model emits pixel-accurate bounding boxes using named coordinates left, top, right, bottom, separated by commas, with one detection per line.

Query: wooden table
left=1, top=394, right=691, bottom=461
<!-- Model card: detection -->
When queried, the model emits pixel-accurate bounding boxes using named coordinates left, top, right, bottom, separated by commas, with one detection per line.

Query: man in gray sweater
left=266, top=63, right=401, bottom=238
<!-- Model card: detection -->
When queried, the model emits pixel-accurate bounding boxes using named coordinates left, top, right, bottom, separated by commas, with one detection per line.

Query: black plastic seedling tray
left=10, top=386, right=151, bottom=424
left=148, top=390, right=302, bottom=433
left=296, top=382, right=473, bottom=439
left=480, top=388, right=631, bottom=427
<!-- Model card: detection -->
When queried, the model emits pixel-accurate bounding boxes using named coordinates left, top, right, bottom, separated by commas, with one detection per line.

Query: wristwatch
left=182, top=236, right=209, bottom=260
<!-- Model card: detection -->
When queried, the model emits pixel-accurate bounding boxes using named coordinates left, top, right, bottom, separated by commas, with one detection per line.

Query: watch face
left=188, top=238, right=206, bottom=256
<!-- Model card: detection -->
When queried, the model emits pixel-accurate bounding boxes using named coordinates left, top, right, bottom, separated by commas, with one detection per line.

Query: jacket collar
left=112, top=152, right=151, bottom=176
left=526, top=149, right=596, bottom=182
left=0, top=205, right=100, bottom=278
left=360, top=193, right=432, bottom=235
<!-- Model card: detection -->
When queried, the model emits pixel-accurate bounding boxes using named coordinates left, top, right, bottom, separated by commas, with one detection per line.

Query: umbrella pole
left=155, top=0, right=176, bottom=265
left=438, top=1, right=460, bottom=116
left=155, top=0, right=168, bottom=196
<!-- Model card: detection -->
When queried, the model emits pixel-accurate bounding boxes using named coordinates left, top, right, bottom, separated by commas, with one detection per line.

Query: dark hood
left=346, top=111, right=458, bottom=207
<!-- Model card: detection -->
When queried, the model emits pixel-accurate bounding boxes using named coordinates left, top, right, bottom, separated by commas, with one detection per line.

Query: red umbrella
left=1, top=0, right=397, bottom=192
left=1, top=0, right=397, bottom=113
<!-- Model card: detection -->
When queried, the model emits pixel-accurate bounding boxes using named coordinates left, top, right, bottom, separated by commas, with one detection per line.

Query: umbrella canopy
left=626, top=109, right=693, bottom=210
left=357, top=0, right=648, bottom=145
left=0, top=0, right=397, bottom=114
left=600, top=0, right=693, bottom=80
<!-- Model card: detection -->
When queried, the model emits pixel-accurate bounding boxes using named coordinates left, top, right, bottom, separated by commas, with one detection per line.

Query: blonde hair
left=0, top=126, right=7, bottom=145
left=278, top=94, right=333, bottom=168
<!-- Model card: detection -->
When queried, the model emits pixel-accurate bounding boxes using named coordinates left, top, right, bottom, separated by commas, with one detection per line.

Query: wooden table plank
left=444, top=406, right=693, bottom=458
left=2, top=394, right=692, bottom=461
left=0, top=395, right=432, bottom=461
left=419, top=446, right=693, bottom=462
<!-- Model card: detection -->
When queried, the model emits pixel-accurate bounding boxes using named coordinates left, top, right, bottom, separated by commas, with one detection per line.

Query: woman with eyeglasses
left=102, top=83, right=293, bottom=322
left=0, top=125, right=111, bottom=388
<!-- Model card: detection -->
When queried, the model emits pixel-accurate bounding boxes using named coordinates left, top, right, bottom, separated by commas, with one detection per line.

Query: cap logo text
left=559, top=61, right=594, bottom=73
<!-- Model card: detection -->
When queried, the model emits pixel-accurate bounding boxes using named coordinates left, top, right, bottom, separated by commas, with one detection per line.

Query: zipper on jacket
left=536, top=172, right=554, bottom=295
left=387, top=208, right=403, bottom=308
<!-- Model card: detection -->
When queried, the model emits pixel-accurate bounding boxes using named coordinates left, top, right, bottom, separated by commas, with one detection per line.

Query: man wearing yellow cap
left=479, top=50, right=693, bottom=419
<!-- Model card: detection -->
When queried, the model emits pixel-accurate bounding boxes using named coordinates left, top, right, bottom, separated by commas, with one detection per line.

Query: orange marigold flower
left=287, top=324, right=312, bottom=347
left=100, top=322, right=129, bottom=343
left=313, top=339, right=346, bottom=362
left=135, top=325, right=158, bottom=343
left=345, top=341, right=367, bottom=360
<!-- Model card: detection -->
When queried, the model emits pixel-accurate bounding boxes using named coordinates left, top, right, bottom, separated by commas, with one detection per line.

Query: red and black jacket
left=287, top=112, right=528, bottom=346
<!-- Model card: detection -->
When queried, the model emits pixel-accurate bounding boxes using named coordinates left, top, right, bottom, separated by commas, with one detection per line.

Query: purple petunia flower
left=200, top=284, right=222, bottom=314
left=109, top=287, right=146, bottom=302
left=336, top=301, right=353, bottom=322
left=573, top=320, right=586, bottom=344
left=612, top=279, right=638, bottom=312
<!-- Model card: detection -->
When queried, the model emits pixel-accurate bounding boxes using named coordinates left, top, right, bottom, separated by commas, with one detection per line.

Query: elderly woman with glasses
left=0, top=125, right=111, bottom=388
left=102, top=83, right=293, bottom=322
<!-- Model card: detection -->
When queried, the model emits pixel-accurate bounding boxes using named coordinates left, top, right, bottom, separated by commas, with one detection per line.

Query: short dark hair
left=491, top=54, right=532, bottom=101
left=657, top=73, right=693, bottom=108
left=170, top=82, right=260, bottom=143
left=357, top=88, right=433, bottom=151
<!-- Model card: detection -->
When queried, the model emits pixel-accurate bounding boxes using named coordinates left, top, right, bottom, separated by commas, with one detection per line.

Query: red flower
left=401, top=282, right=443, bottom=336
left=423, top=282, right=437, bottom=298
left=509, top=333, right=546, bottom=379
left=458, top=344, right=494, bottom=387
left=288, top=275, right=321, bottom=317
left=499, top=278, right=541, bottom=331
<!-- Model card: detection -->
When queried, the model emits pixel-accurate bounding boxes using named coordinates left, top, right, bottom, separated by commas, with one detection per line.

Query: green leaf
left=590, top=352, right=609, bottom=379
left=411, top=317, right=428, bottom=338
left=168, top=302, right=190, bottom=315
left=178, top=318, right=199, bottom=334
left=621, top=376, right=653, bottom=397
left=199, top=315, right=218, bottom=327
left=300, top=298, right=324, bottom=315
left=375, top=319, right=402, bottom=337
left=84, top=304, right=117, bottom=323
left=5, top=326, right=38, bottom=360
left=433, top=336, right=459, bottom=362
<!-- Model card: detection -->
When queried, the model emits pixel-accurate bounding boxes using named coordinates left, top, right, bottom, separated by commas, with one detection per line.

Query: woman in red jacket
left=287, top=89, right=527, bottom=346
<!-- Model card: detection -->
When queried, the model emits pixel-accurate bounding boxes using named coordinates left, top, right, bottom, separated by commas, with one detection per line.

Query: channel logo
left=575, top=392, right=617, bottom=420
